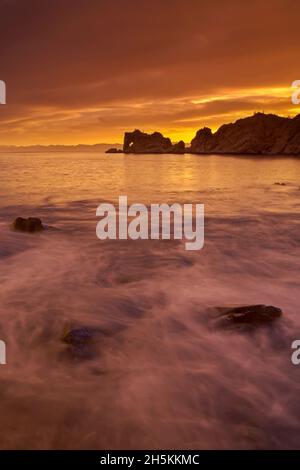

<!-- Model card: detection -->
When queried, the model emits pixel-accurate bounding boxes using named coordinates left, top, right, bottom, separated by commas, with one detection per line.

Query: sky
left=0, top=0, right=299, bottom=145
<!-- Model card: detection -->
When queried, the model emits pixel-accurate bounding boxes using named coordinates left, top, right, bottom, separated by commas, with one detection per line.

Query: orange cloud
left=0, top=0, right=299, bottom=145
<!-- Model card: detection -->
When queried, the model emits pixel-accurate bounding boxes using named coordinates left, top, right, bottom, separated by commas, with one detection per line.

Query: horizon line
left=1, top=111, right=299, bottom=149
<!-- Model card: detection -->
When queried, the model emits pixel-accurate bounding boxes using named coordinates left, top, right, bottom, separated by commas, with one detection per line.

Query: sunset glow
left=2, top=0, right=300, bottom=455
left=0, top=0, right=299, bottom=145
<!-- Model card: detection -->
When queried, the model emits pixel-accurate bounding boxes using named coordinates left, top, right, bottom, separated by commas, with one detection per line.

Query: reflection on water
left=0, top=152, right=300, bottom=449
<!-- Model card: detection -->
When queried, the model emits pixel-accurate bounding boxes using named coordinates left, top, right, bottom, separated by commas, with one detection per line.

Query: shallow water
left=0, top=152, right=300, bottom=449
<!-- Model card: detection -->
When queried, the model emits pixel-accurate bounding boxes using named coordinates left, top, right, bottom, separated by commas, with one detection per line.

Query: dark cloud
left=0, top=0, right=299, bottom=143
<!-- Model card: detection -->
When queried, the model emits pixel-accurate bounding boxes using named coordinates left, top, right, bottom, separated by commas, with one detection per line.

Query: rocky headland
left=123, top=129, right=185, bottom=154
left=106, top=113, right=300, bottom=155
left=189, top=113, right=300, bottom=155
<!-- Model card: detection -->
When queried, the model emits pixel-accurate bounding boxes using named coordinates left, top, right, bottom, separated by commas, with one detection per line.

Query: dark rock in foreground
left=213, top=304, right=282, bottom=329
left=189, top=113, right=300, bottom=155
left=123, top=129, right=185, bottom=154
left=63, top=327, right=95, bottom=346
left=62, top=327, right=102, bottom=360
left=105, top=147, right=123, bottom=154
left=13, top=217, right=44, bottom=233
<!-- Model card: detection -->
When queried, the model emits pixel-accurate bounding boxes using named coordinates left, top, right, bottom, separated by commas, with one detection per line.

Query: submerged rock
left=63, top=327, right=94, bottom=345
left=212, top=304, right=282, bottom=329
left=62, top=327, right=101, bottom=360
left=13, top=217, right=44, bottom=233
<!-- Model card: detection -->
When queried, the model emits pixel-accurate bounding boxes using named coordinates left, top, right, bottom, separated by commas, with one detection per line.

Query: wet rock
left=212, top=304, right=282, bottom=329
left=62, top=327, right=101, bottom=360
left=63, top=327, right=94, bottom=345
left=13, top=217, right=44, bottom=233
left=123, top=129, right=185, bottom=154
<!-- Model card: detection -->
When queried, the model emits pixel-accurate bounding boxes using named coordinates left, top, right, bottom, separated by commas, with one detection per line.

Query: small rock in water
left=212, top=304, right=282, bottom=329
left=13, top=217, right=44, bottom=233
left=274, top=182, right=286, bottom=186
left=105, top=147, right=123, bottom=154
left=63, top=327, right=94, bottom=346
left=62, top=327, right=101, bottom=360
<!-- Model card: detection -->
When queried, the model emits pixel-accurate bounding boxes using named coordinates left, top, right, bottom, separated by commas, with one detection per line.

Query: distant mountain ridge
left=0, top=143, right=122, bottom=153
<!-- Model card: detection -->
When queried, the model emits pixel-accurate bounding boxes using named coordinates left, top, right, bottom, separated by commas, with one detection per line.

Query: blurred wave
left=0, top=153, right=299, bottom=449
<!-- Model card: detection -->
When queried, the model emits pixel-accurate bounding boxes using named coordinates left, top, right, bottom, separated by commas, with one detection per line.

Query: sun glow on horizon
left=0, top=85, right=298, bottom=146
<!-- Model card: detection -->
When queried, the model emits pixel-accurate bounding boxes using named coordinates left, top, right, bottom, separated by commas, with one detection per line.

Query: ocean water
left=0, top=151, right=300, bottom=449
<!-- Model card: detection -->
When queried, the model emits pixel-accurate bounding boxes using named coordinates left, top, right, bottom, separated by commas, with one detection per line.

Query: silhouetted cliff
left=123, top=129, right=185, bottom=154
left=189, top=113, right=300, bottom=155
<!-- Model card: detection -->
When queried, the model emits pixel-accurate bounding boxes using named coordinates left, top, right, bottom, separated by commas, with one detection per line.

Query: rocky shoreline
left=106, top=113, right=300, bottom=156
left=10, top=215, right=285, bottom=358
